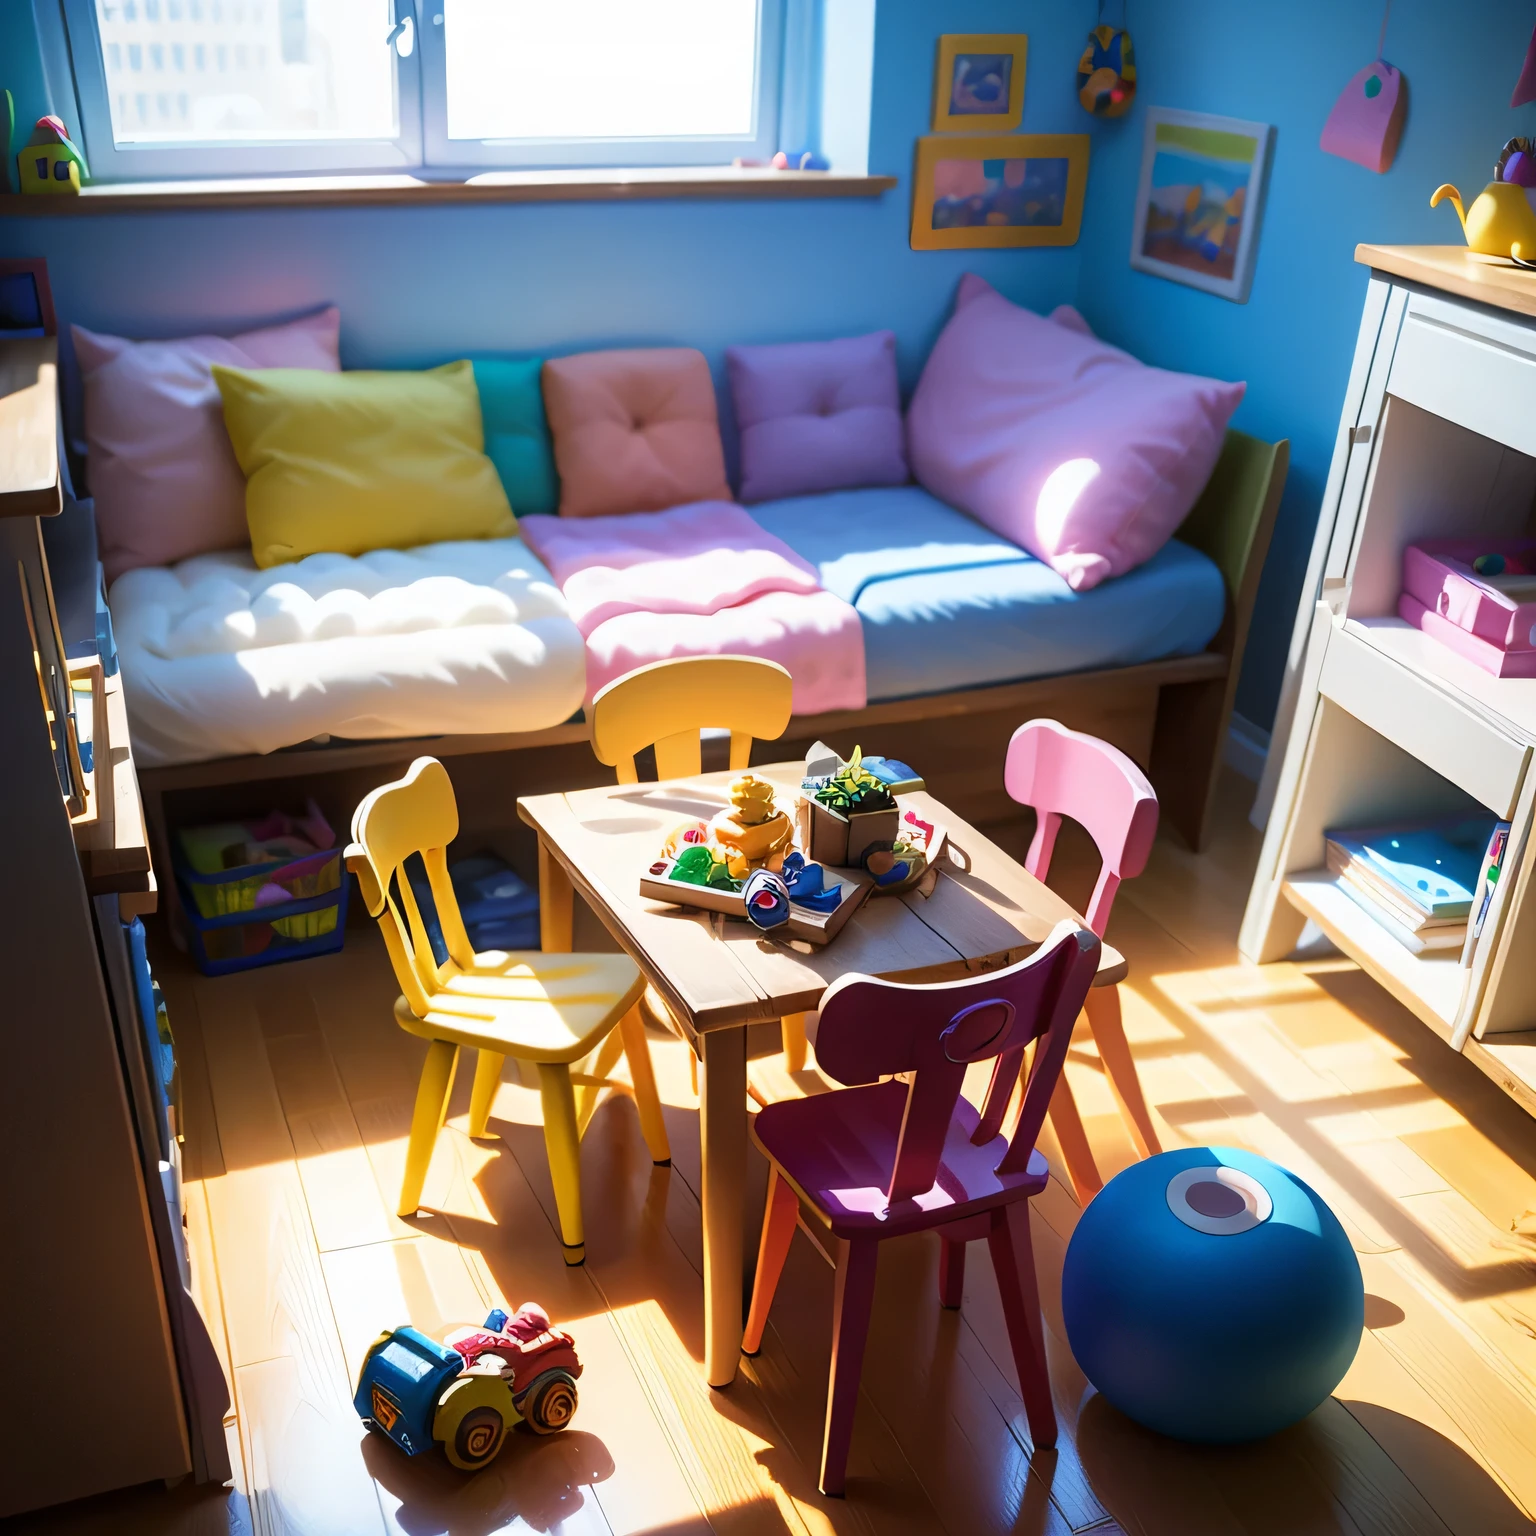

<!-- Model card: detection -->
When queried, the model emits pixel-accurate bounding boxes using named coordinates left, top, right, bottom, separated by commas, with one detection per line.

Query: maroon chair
left=741, top=921, right=1100, bottom=1496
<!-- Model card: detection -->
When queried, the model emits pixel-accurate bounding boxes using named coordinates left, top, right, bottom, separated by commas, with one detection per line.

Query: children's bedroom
left=7, top=1, right=1536, bottom=1531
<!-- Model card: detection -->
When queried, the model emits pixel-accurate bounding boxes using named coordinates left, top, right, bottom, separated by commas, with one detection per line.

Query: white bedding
left=110, top=538, right=587, bottom=766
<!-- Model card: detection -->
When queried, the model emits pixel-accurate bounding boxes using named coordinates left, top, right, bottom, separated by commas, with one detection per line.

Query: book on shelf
left=1324, top=816, right=1498, bottom=958
left=1459, top=821, right=1513, bottom=967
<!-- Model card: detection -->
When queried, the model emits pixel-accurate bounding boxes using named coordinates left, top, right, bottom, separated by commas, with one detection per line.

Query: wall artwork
left=1129, top=108, right=1275, bottom=303
left=931, top=34, right=1029, bottom=133
left=1320, top=4, right=1406, bottom=173
left=911, top=133, right=1089, bottom=250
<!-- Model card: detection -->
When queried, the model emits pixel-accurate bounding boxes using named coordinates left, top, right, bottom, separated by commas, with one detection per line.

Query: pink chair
left=1005, top=718, right=1163, bottom=1205
left=741, top=921, right=1100, bottom=1496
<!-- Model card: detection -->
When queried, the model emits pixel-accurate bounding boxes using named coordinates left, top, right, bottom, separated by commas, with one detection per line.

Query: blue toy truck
left=354, top=1304, right=582, bottom=1470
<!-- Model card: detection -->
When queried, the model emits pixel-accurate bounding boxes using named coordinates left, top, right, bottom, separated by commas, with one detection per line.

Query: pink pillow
left=542, top=348, right=730, bottom=517
left=908, top=277, right=1244, bottom=590
left=726, top=331, right=907, bottom=502
left=75, top=308, right=341, bottom=583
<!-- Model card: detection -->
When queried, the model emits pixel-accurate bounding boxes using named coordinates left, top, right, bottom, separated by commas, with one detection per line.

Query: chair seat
left=397, top=951, right=646, bottom=1062
left=751, top=1081, right=1050, bottom=1238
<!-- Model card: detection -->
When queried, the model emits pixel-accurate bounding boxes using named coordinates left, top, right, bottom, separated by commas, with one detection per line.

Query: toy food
left=355, top=1303, right=582, bottom=1470
left=709, top=773, right=795, bottom=865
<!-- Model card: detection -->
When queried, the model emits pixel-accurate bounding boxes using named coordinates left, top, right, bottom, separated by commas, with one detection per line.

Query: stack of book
left=1324, top=817, right=1509, bottom=961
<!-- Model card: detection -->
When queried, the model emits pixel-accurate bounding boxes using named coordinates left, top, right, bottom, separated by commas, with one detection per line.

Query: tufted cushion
left=727, top=331, right=908, bottom=503
left=541, top=348, right=730, bottom=517
left=907, top=275, right=1243, bottom=591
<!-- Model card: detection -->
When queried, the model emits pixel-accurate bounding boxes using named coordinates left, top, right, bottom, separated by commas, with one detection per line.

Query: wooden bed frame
left=136, top=430, right=1288, bottom=862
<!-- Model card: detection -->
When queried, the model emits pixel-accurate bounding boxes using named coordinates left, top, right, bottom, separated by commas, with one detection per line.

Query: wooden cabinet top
left=1356, top=243, right=1536, bottom=322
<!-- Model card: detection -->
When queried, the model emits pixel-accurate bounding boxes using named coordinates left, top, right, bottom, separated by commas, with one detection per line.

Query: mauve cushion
left=75, top=307, right=340, bottom=582
left=727, top=331, right=907, bottom=502
left=908, top=277, right=1244, bottom=590
left=542, top=347, right=730, bottom=517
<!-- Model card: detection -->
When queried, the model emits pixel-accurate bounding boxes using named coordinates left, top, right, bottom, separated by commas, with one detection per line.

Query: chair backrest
left=589, top=655, right=794, bottom=783
left=344, top=756, right=474, bottom=1016
left=812, top=921, right=1100, bottom=1204
left=1004, top=719, right=1158, bottom=937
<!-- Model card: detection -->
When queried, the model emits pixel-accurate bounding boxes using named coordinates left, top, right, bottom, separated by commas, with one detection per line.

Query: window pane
left=94, top=0, right=398, bottom=142
left=444, top=0, right=760, bottom=142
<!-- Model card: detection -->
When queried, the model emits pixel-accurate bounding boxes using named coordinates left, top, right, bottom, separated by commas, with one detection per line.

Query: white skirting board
left=1225, top=712, right=1271, bottom=791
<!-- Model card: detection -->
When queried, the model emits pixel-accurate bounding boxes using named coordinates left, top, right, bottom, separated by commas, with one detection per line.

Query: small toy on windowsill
left=18, top=114, right=88, bottom=196
left=355, top=1303, right=582, bottom=1471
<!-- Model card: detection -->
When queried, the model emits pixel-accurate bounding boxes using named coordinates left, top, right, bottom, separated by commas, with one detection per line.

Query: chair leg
left=575, top=1028, right=627, bottom=1138
left=1084, top=985, right=1163, bottom=1160
left=618, top=1005, right=672, bottom=1165
left=987, top=1204, right=1057, bottom=1450
left=400, top=1040, right=459, bottom=1218
left=467, top=1050, right=505, bottom=1139
left=537, top=1063, right=586, bottom=1265
left=780, top=1012, right=808, bottom=1074
left=1048, top=1070, right=1103, bottom=1207
left=742, top=1170, right=799, bottom=1355
left=821, top=1238, right=878, bottom=1497
left=938, top=1236, right=966, bottom=1309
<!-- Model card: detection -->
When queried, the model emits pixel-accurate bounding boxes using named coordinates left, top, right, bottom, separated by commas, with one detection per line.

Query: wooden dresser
left=1243, top=245, right=1536, bottom=1116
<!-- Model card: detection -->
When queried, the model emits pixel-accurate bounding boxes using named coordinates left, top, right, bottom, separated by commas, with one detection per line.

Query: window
left=59, top=0, right=786, bottom=182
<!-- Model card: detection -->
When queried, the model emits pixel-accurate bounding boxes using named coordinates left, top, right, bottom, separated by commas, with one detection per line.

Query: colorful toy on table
left=862, top=807, right=942, bottom=892
left=709, top=773, right=795, bottom=870
left=1063, top=1148, right=1363, bottom=1444
left=355, top=1303, right=582, bottom=1471
left=18, top=114, right=87, bottom=195
left=742, top=867, right=792, bottom=931
left=798, top=744, right=901, bottom=868
left=779, top=850, right=843, bottom=912
left=1432, top=146, right=1536, bottom=262
left=1400, top=537, right=1536, bottom=676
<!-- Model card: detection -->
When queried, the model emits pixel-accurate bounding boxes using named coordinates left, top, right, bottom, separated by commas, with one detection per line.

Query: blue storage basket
left=176, top=870, right=349, bottom=977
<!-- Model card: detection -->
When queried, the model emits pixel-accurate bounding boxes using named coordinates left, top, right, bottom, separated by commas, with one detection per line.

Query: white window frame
left=415, top=2, right=783, bottom=172
left=55, top=0, right=786, bottom=183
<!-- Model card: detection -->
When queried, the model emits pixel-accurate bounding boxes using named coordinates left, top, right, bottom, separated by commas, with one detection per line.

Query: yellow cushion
left=212, top=359, right=516, bottom=568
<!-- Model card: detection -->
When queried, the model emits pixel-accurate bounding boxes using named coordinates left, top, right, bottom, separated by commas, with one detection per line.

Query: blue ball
left=1062, top=1147, right=1363, bottom=1443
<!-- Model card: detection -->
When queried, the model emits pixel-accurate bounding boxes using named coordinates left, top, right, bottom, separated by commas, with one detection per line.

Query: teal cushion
left=471, top=357, right=558, bottom=517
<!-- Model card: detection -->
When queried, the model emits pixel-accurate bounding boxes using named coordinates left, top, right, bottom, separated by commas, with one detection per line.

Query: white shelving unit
left=1243, top=246, right=1536, bottom=1116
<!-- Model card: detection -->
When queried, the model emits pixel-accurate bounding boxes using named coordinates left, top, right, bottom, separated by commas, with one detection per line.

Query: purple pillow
left=907, top=277, right=1244, bottom=591
left=727, top=330, right=908, bottom=503
left=75, top=308, right=341, bottom=583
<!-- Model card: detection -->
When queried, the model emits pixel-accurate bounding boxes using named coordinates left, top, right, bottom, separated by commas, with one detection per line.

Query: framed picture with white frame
left=1129, top=107, right=1275, bottom=304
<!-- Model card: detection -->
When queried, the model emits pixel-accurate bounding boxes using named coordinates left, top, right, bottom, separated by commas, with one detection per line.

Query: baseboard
left=1224, top=712, right=1271, bottom=784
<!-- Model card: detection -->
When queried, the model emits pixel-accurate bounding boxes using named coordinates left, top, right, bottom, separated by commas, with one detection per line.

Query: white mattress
left=110, top=538, right=588, bottom=766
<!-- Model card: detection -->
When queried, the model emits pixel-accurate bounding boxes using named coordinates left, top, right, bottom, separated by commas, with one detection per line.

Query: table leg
left=700, top=1025, right=748, bottom=1388
left=539, top=838, right=574, bottom=954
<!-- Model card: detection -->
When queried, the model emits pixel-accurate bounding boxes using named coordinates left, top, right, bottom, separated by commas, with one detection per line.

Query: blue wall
left=1075, top=0, right=1536, bottom=729
left=5, top=1, right=1536, bottom=729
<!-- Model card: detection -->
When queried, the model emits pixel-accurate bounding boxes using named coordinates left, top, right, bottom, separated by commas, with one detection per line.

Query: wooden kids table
left=518, top=762, right=1125, bottom=1388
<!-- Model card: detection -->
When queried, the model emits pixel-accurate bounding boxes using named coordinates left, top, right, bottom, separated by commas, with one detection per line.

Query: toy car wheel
left=518, top=1368, right=579, bottom=1434
left=433, top=1374, right=513, bottom=1470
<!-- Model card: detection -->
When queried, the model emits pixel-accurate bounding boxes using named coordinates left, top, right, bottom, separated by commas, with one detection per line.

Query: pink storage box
left=1399, top=538, right=1536, bottom=677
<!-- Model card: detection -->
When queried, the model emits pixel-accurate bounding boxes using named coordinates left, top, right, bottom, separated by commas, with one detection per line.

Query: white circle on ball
left=1166, top=1166, right=1273, bottom=1235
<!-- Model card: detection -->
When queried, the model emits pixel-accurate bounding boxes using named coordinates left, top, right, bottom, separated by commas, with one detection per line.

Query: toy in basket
left=356, top=1303, right=582, bottom=1471
left=638, top=749, right=942, bottom=945
left=174, top=799, right=348, bottom=975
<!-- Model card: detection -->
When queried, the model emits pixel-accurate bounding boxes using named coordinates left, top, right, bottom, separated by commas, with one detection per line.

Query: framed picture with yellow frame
left=910, top=134, right=1090, bottom=251
left=932, top=34, right=1029, bottom=132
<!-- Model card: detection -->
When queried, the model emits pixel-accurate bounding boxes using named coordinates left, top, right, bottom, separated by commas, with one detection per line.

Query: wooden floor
left=16, top=771, right=1536, bottom=1535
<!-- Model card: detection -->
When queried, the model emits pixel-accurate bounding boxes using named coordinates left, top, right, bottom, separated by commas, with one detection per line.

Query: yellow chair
left=588, top=656, right=814, bottom=1072
left=346, top=757, right=670, bottom=1264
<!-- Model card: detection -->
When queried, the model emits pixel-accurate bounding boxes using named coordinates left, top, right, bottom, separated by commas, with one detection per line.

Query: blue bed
left=748, top=486, right=1227, bottom=703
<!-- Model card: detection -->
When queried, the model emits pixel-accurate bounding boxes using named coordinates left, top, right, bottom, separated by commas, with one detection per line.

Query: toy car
left=354, top=1303, right=582, bottom=1470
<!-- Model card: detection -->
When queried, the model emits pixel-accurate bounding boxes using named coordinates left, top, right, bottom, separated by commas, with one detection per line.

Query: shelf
left=0, top=167, right=898, bottom=215
left=1356, top=243, right=1536, bottom=323
left=1466, top=1032, right=1536, bottom=1118
left=1282, top=871, right=1468, bottom=1038
left=1345, top=618, right=1536, bottom=746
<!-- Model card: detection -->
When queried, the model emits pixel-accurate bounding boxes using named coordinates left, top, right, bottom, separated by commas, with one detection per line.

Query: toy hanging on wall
left=1320, top=1, right=1406, bottom=174
left=1078, top=14, right=1136, bottom=119
left=1512, top=23, right=1536, bottom=107
left=19, top=114, right=88, bottom=195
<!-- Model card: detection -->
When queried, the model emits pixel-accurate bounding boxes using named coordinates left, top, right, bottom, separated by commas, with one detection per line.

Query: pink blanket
left=519, top=502, right=866, bottom=713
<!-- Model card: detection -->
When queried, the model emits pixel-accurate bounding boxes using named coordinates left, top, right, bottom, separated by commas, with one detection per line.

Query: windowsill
left=0, top=165, right=897, bottom=214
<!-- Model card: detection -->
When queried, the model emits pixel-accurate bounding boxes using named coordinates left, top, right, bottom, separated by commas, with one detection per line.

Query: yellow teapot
left=1432, top=180, right=1536, bottom=260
